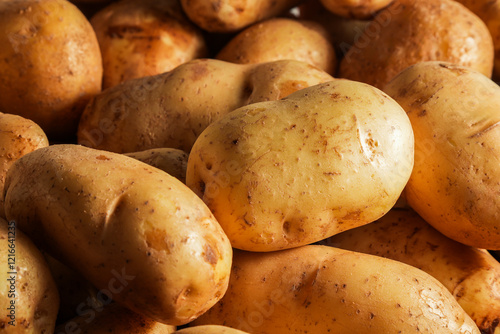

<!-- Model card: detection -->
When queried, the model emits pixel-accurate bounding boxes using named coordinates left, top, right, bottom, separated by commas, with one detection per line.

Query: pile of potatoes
left=2, top=0, right=500, bottom=333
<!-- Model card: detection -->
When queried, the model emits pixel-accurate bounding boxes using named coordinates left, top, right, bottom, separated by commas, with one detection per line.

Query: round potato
left=186, top=80, right=414, bottom=251
left=91, top=0, right=208, bottom=89
left=319, top=0, right=393, bottom=19
left=3, top=144, right=233, bottom=326
left=0, top=0, right=103, bottom=140
left=338, top=0, right=494, bottom=89
left=216, top=18, right=337, bottom=75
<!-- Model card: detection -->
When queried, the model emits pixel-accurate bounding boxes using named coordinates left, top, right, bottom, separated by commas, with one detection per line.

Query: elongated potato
left=323, top=208, right=500, bottom=334
left=192, top=245, right=480, bottom=333
left=175, top=325, right=249, bottom=334
left=384, top=61, right=500, bottom=250
left=186, top=80, right=414, bottom=251
left=125, top=148, right=188, bottom=184
left=0, top=218, right=59, bottom=333
left=3, top=144, right=232, bottom=326
left=77, top=59, right=334, bottom=153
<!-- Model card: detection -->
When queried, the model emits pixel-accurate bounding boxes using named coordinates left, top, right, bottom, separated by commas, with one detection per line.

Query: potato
left=0, top=218, right=59, bottom=333
left=174, top=325, right=249, bottom=334
left=179, top=0, right=302, bottom=33
left=383, top=61, right=500, bottom=250
left=2, top=144, right=233, bottom=326
left=191, top=245, right=480, bottom=333
left=186, top=80, right=414, bottom=252
left=338, top=0, right=494, bottom=89
left=216, top=18, right=337, bottom=75
left=319, top=0, right=393, bottom=19
left=125, top=148, right=189, bottom=184
left=55, top=303, right=176, bottom=334
left=323, top=208, right=500, bottom=334
left=0, top=113, right=49, bottom=219
left=77, top=58, right=334, bottom=153
left=0, top=0, right=103, bottom=140
left=91, top=0, right=208, bottom=89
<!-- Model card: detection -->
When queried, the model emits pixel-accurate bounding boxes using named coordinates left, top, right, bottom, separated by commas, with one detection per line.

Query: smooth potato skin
left=0, top=218, right=59, bottom=333
left=319, top=0, right=392, bottom=19
left=175, top=325, right=249, bottom=334
left=0, top=0, right=102, bottom=140
left=324, top=208, right=500, bottom=334
left=3, top=144, right=232, bottom=326
left=186, top=80, right=414, bottom=251
left=383, top=61, right=500, bottom=250
left=192, top=245, right=480, bottom=334
left=338, top=0, right=494, bottom=89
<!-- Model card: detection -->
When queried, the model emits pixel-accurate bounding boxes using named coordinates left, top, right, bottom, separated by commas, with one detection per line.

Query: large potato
left=91, top=0, right=208, bottom=89
left=77, top=59, right=334, bottom=153
left=186, top=80, right=414, bottom=251
left=2, top=144, right=232, bottom=326
left=323, top=208, right=500, bottom=334
left=0, top=0, right=102, bottom=140
left=338, top=0, right=494, bottom=89
left=384, top=61, right=500, bottom=250
left=192, top=245, right=480, bottom=333
left=0, top=218, right=59, bottom=333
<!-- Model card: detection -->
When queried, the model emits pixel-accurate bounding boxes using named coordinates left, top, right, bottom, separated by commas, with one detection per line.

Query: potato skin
left=91, top=0, right=208, bottom=89
left=192, top=245, right=480, bottom=333
left=324, top=208, right=500, bottom=334
left=186, top=80, right=414, bottom=252
left=174, top=325, right=249, bottom=334
left=0, top=218, right=60, bottom=333
left=383, top=61, right=500, bottom=250
left=338, top=0, right=494, bottom=89
left=0, top=113, right=48, bottom=219
left=77, top=58, right=334, bottom=153
left=216, top=18, right=337, bottom=75
left=319, top=0, right=392, bottom=19
left=0, top=0, right=102, bottom=140
left=3, top=144, right=232, bottom=326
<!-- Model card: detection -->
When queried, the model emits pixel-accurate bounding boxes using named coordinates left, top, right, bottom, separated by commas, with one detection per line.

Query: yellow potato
left=91, top=0, right=208, bottom=89
left=77, top=58, right=334, bottom=153
left=216, top=18, right=337, bottom=75
left=0, top=0, right=103, bottom=140
left=3, top=144, right=232, bottom=326
left=0, top=218, right=59, bottom=333
left=338, top=0, right=494, bottom=89
left=319, top=0, right=393, bottom=19
left=323, top=208, right=500, bottom=334
left=174, top=325, right=249, bottom=334
left=192, top=245, right=480, bottom=333
left=383, top=61, right=500, bottom=250
left=186, top=80, right=414, bottom=251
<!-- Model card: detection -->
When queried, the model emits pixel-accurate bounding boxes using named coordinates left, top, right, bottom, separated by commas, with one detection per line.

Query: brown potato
left=91, top=0, right=208, bottom=89
left=77, top=59, right=334, bottom=153
left=174, top=325, right=249, bottom=334
left=216, top=18, right=337, bottom=75
left=0, top=0, right=103, bottom=140
left=319, top=0, right=393, bottom=19
left=338, top=0, right=494, bottom=89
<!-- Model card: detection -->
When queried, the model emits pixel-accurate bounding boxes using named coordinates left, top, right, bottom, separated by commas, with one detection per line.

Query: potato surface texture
left=186, top=80, right=414, bottom=251
left=384, top=61, right=500, bottom=250
left=2, top=144, right=232, bottom=326
left=192, top=245, right=480, bottom=333
left=319, top=0, right=393, bottom=19
left=174, top=325, right=249, bottom=333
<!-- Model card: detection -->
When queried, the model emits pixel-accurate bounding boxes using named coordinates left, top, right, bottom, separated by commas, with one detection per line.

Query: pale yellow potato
left=3, top=144, right=232, bottom=326
left=0, top=113, right=48, bottom=219
left=91, top=0, right=208, bottom=89
left=77, top=58, right=334, bottom=153
left=323, top=208, right=500, bottom=334
left=383, top=61, right=500, bottom=250
left=192, top=245, right=480, bottom=333
left=319, top=0, right=393, bottom=19
left=0, top=218, right=59, bottom=333
left=186, top=80, right=414, bottom=252
left=174, top=325, right=249, bottom=334
left=338, top=0, right=494, bottom=89
left=0, top=0, right=102, bottom=140
left=216, top=18, right=337, bottom=75
left=179, top=0, right=302, bottom=33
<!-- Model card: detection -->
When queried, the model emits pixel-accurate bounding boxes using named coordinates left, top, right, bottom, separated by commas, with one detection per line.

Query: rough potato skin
left=192, top=245, right=480, bottom=334
left=3, top=144, right=233, bottom=326
left=338, top=0, right=494, bottom=89
left=324, top=208, right=500, bottom=334
left=91, top=0, right=208, bottom=89
left=0, top=218, right=60, bottom=333
left=383, top=61, right=500, bottom=250
left=186, top=80, right=414, bottom=251
left=319, top=0, right=392, bottom=19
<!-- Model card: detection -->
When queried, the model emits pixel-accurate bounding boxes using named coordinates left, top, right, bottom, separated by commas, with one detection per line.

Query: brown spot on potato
left=96, top=155, right=110, bottom=160
left=204, top=244, right=218, bottom=265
